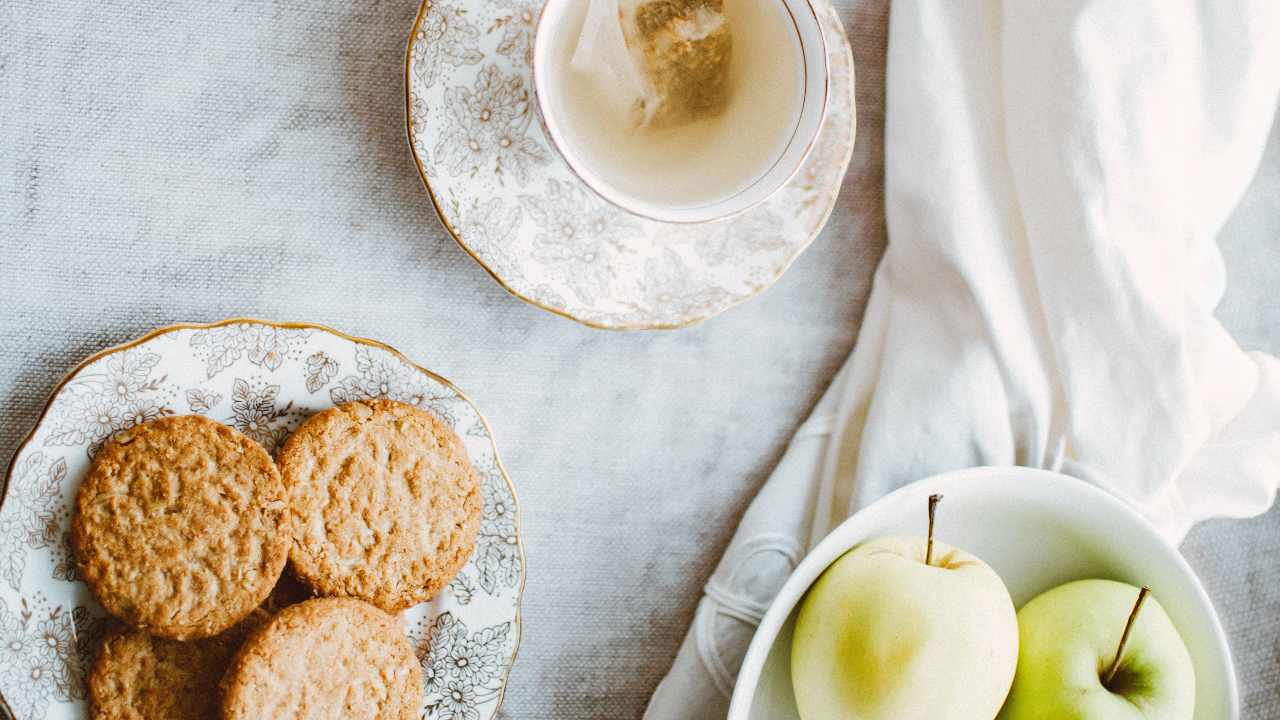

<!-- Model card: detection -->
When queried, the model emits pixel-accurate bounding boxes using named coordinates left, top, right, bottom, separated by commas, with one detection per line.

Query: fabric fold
left=645, top=1, right=1280, bottom=717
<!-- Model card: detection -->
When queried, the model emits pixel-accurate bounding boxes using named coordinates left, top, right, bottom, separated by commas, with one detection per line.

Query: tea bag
left=571, top=0, right=733, bottom=130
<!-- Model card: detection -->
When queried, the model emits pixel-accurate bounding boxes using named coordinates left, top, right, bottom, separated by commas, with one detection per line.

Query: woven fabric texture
left=1, top=0, right=1276, bottom=717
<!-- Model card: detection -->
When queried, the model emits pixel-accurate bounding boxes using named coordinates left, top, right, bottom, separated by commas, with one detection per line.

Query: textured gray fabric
left=0, top=1, right=1274, bottom=718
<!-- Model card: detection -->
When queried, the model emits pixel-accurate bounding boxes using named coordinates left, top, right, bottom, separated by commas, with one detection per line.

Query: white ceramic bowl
left=727, top=466, right=1237, bottom=720
left=531, top=0, right=829, bottom=224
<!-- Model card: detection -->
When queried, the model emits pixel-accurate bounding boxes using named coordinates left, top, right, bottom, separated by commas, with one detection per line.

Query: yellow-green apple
left=998, top=579, right=1195, bottom=720
left=790, top=495, right=1018, bottom=720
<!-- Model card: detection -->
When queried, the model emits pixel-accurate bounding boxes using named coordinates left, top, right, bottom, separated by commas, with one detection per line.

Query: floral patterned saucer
left=405, top=0, right=856, bottom=330
left=0, top=320, right=523, bottom=720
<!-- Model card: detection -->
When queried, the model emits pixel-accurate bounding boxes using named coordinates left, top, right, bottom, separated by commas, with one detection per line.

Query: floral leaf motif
left=189, top=324, right=310, bottom=378
left=436, top=679, right=480, bottom=720
left=71, top=606, right=107, bottom=698
left=2, top=542, right=23, bottom=595
left=42, top=424, right=85, bottom=448
left=412, top=3, right=484, bottom=89
left=678, top=206, right=788, bottom=267
left=42, top=386, right=119, bottom=450
left=231, top=378, right=252, bottom=409
left=626, top=248, right=735, bottom=323
left=435, top=64, right=546, bottom=186
left=185, top=388, right=223, bottom=414
left=102, top=350, right=162, bottom=401
left=1, top=453, right=68, bottom=590
left=473, top=463, right=520, bottom=596
left=471, top=622, right=512, bottom=658
left=248, top=328, right=295, bottom=371
left=231, top=379, right=278, bottom=414
left=25, top=457, right=64, bottom=541
left=118, top=399, right=168, bottom=430
left=190, top=326, right=244, bottom=377
left=465, top=418, right=488, bottom=437
left=0, top=597, right=98, bottom=716
left=39, top=346, right=172, bottom=456
left=409, top=91, right=432, bottom=147
left=476, top=535, right=521, bottom=596
left=329, top=347, right=457, bottom=425
left=418, top=612, right=468, bottom=663
left=518, top=179, right=641, bottom=305
left=304, top=352, right=339, bottom=394
left=328, top=384, right=354, bottom=406
left=228, top=378, right=292, bottom=452
left=415, top=611, right=512, bottom=718
left=52, top=532, right=76, bottom=583
left=453, top=197, right=523, bottom=279
left=448, top=572, right=476, bottom=605
left=493, top=0, right=538, bottom=66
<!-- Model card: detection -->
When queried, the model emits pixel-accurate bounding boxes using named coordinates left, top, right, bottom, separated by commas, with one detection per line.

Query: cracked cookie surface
left=89, top=611, right=266, bottom=719
left=278, top=399, right=481, bottom=612
left=220, top=597, right=421, bottom=719
left=73, top=414, right=289, bottom=640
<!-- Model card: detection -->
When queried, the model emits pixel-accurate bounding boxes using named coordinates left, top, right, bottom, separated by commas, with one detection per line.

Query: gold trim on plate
left=0, top=318, right=526, bottom=720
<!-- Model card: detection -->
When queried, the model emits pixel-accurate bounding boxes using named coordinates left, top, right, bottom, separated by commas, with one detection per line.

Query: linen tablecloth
left=2, top=0, right=1277, bottom=717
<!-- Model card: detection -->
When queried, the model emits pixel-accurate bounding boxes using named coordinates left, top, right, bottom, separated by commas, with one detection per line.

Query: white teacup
left=532, top=0, right=830, bottom=224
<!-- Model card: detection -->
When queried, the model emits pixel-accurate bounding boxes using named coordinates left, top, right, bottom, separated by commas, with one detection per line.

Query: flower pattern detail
left=519, top=180, right=641, bottom=305
left=51, top=532, right=76, bottom=585
left=435, top=64, right=547, bottom=186
left=304, top=352, right=339, bottom=394
left=412, top=3, right=484, bottom=88
left=329, top=347, right=457, bottom=424
left=451, top=196, right=523, bottom=281
left=119, top=399, right=165, bottom=430
left=409, top=92, right=433, bottom=149
left=490, top=0, right=538, bottom=66
left=0, top=454, right=66, bottom=591
left=0, top=599, right=100, bottom=719
left=406, top=0, right=856, bottom=328
left=448, top=571, right=478, bottom=605
left=102, top=351, right=162, bottom=402
left=415, top=612, right=512, bottom=719
left=473, top=463, right=521, bottom=594
left=42, top=349, right=171, bottom=453
left=3, top=323, right=521, bottom=720
left=70, top=607, right=107, bottom=699
left=228, top=378, right=296, bottom=452
left=676, top=208, right=789, bottom=268
left=631, top=249, right=736, bottom=319
left=422, top=642, right=452, bottom=698
left=184, top=388, right=223, bottom=414
left=189, top=324, right=311, bottom=378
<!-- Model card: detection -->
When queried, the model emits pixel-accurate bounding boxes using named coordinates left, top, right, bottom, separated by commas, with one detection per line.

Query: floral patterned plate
left=0, top=319, right=523, bottom=720
left=405, top=0, right=856, bottom=330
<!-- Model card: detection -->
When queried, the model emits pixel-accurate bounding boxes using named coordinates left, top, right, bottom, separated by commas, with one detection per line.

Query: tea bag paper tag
left=571, top=0, right=650, bottom=127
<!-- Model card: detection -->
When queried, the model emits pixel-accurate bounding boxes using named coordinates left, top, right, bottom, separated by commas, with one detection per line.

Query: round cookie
left=88, top=612, right=266, bottom=720
left=278, top=400, right=481, bottom=611
left=220, top=598, right=422, bottom=719
left=73, top=415, right=289, bottom=640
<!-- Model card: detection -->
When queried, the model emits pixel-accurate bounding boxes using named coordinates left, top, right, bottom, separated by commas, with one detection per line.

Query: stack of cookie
left=73, top=399, right=482, bottom=719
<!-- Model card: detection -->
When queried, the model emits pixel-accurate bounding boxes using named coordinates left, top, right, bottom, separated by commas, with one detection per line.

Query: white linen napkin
left=644, top=1, right=1280, bottom=716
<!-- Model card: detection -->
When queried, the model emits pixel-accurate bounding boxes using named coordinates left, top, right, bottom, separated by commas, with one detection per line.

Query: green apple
left=791, top=495, right=1018, bottom=720
left=999, top=579, right=1195, bottom=720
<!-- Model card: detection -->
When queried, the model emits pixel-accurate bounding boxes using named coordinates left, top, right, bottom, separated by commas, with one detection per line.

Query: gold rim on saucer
left=404, top=0, right=857, bottom=330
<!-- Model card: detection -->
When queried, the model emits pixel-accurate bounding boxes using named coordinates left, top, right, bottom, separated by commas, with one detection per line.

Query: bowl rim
left=726, top=465, right=1239, bottom=720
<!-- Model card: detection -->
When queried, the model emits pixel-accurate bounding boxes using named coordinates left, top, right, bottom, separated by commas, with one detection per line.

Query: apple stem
left=925, top=494, right=942, bottom=566
left=1103, top=585, right=1151, bottom=688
